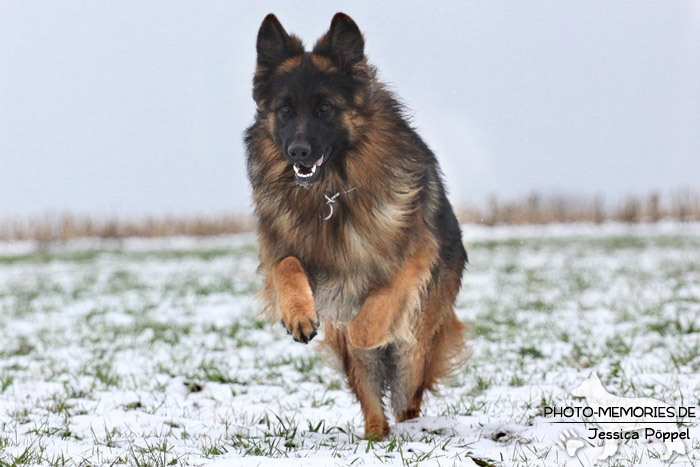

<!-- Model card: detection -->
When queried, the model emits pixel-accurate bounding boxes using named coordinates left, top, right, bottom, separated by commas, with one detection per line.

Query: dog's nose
left=288, top=141, right=311, bottom=161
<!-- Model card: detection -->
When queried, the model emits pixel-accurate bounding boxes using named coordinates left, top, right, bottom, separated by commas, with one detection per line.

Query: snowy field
left=1, top=223, right=699, bottom=466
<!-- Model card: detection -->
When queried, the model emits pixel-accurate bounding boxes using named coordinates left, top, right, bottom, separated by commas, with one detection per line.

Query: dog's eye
left=319, top=103, right=331, bottom=114
left=280, top=105, right=291, bottom=114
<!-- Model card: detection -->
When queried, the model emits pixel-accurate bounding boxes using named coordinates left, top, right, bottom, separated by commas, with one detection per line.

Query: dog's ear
left=254, top=14, right=304, bottom=102
left=591, top=370, right=599, bottom=380
left=313, top=13, right=365, bottom=72
left=256, top=14, right=303, bottom=70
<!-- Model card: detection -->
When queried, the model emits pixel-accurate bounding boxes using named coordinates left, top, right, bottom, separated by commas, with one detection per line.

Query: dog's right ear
left=254, top=14, right=304, bottom=102
left=256, top=14, right=303, bottom=70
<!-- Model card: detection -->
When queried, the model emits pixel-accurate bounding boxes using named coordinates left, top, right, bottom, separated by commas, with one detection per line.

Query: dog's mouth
left=292, top=149, right=329, bottom=185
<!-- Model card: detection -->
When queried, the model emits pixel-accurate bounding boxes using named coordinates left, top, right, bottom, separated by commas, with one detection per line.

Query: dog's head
left=252, top=13, right=372, bottom=186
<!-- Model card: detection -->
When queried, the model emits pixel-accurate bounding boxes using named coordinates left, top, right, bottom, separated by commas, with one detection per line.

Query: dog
left=244, top=12, right=468, bottom=440
left=571, top=371, right=687, bottom=460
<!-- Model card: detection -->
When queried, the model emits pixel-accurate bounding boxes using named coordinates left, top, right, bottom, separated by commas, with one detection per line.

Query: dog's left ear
left=313, top=13, right=365, bottom=71
left=256, top=14, right=304, bottom=70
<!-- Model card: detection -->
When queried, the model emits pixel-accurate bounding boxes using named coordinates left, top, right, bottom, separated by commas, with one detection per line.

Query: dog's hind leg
left=323, top=323, right=389, bottom=440
left=391, top=312, right=467, bottom=422
left=390, top=265, right=468, bottom=422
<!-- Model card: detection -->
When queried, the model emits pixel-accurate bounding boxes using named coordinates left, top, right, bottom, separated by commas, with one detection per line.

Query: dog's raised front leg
left=271, top=256, right=318, bottom=343
left=347, top=245, right=435, bottom=349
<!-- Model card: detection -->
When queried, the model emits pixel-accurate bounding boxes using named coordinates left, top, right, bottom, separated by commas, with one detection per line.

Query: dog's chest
left=276, top=191, right=407, bottom=323
left=312, top=275, right=367, bottom=323
left=303, top=220, right=395, bottom=323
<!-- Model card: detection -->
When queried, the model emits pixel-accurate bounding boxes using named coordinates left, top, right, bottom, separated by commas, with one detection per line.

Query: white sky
left=1, top=1, right=699, bottom=217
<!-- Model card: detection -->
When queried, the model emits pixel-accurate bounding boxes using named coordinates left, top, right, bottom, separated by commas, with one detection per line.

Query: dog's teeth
left=293, top=163, right=318, bottom=178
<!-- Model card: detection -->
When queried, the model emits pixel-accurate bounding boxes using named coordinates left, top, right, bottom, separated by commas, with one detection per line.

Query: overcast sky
left=1, top=1, right=699, bottom=217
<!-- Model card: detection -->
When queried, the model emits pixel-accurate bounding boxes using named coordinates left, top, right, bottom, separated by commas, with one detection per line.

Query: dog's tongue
left=314, top=155, right=324, bottom=167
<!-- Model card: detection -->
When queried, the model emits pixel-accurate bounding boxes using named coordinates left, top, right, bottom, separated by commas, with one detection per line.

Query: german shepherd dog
left=245, top=13, right=468, bottom=440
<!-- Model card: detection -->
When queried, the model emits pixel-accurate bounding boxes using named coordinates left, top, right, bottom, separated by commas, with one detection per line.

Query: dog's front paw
left=281, top=307, right=318, bottom=344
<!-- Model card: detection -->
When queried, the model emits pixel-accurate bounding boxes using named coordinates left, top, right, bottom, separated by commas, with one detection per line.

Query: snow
left=0, top=223, right=698, bottom=466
